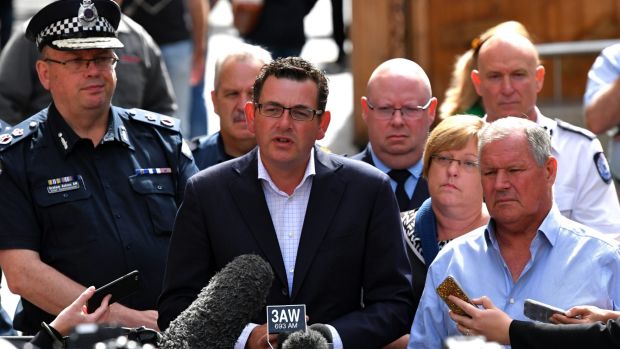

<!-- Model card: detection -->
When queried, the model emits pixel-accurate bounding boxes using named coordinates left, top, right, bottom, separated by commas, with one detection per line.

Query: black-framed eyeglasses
left=366, top=98, right=433, bottom=119
left=255, top=102, right=323, bottom=121
left=43, top=57, right=119, bottom=73
left=431, top=155, right=479, bottom=171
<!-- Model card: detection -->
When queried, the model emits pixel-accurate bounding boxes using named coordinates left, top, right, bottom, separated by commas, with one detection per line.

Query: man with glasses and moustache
left=0, top=0, right=197, bottom=334
left=353, top=58, right=437, bottom=212
left=158, top=57, right=414, bottom=348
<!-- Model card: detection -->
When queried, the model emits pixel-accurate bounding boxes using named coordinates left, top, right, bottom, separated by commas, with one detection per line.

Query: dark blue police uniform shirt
left=191, top=131, right=235, bottom=170
left=0, top=104, right=198, bottom=334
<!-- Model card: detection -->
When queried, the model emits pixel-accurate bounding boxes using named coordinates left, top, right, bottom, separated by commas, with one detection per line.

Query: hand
left=99, top=303, right=159, bottom=331
left=50, top=286, right=111, bottom=336
left=190, top=46, right=206, bottom=86
left=448, top=295, right=512, bottom=345
left=246, top=323, right=278, bottom=349
left=551, top=305, right=620, bottom=324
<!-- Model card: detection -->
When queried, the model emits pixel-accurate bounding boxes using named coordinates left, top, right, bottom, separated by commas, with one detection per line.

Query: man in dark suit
left=352, top=58, right=437, bottom=211
left=158, top=57, right=414, bottom=348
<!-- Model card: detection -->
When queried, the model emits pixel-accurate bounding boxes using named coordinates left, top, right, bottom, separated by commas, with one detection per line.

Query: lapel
left=228, top=149, right=288, bottom=288
left=291, top=148, right=346, bottom=299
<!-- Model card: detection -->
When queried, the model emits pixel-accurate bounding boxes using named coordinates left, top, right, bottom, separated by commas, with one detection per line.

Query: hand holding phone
left=436, top=276, right=475, bottom=317
left=86, top=270, right=140, bottom=314
left=523, top=299, right=567, bottom=323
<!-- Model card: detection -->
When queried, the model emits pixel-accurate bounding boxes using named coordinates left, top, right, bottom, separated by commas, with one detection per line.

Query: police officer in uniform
left=0, top=0, right=197, bottom=335
left=471, top=30, right=620, bottom=237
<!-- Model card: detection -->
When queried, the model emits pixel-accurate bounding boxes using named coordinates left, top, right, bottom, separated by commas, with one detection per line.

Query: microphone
left=158, top=254, right=274, bottom=349
left=279, top=324, right=333, bottom=349
left=280, top=328, right=328, bottom=349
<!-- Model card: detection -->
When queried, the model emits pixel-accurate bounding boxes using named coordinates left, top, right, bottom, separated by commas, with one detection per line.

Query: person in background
left=386, top=115, right=489, bottom=349
left=353, top=58, right=436, bottom=212
left=191, top=42, right=272, bottom=170
left=583, top=43, right=620, bottom=183
left=0, top=0, right=197, bottom=335
left=471, top=28, right=620, bottom=237
left=408, top=117, right=620, bottom=349
left=0, top=0, right=12, bottom=51
left=0, top=0, right=176, bottom=126
left=158, top=57, right=414, bottom=348
left=449, top=295, right=620, bottom=349
left=234, top=0, right=318, bottom=58
left=439, top=21, right=531, bottom=121
left=402, top=114, right=489, bottom=311
left=122, top=0, right=209, bottom=138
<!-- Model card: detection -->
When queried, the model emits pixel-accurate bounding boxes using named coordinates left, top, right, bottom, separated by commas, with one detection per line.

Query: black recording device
left=86, top=270, right=140, bottom=314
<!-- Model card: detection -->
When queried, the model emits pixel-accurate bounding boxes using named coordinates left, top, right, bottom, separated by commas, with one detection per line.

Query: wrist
left=41, top=321, right=68, bottom=348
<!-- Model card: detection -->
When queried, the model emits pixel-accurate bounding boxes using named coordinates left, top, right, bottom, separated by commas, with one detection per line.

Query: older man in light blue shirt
left=408, top=117, right=620, bottom=349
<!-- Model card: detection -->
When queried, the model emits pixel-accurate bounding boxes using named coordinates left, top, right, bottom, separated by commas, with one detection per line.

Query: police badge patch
left=594, top=152, right=613, bottom=184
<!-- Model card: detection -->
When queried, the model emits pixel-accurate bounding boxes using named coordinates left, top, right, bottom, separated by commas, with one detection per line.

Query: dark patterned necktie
left=388, top=169, right=411, bottom=210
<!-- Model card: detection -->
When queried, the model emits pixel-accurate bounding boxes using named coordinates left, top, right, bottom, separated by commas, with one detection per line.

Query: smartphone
left=436, top=276, right=474, bottom=317
left=523, top=299, right=567, bottom=323
left=86, top=270, right=140, bottom=313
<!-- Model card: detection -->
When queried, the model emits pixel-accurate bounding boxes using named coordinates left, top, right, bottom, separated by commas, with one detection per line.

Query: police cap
left=26, top=0, right=124, bottom=51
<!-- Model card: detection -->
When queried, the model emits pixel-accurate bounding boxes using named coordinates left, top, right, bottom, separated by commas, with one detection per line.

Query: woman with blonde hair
left=439, top=21, right=532, bottom=120
left=402, top=114, right=489, bottom=311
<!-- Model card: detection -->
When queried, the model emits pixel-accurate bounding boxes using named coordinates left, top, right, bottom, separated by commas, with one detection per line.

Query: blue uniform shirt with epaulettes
left=0, top=103, right=198, bottom=334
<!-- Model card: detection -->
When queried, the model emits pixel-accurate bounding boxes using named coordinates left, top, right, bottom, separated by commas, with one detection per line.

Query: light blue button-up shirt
left=408, top=205, right=620, bottom=349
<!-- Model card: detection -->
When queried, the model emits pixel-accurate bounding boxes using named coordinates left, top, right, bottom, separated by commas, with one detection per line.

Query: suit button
left=281, top=287, right=288, bottom=296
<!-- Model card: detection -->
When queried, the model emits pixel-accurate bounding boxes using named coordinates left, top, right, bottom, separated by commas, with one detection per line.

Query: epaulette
left=555, top=118, right=596, bottom=140
left=126, top=108, right=181, bottom=133
left=0, top=112, right=47, bottom=152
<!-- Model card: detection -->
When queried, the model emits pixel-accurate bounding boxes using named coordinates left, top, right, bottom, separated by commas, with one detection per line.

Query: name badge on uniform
left=134, top=167, right=172, bottom=176
left=47, top=175, right=83, bottom=194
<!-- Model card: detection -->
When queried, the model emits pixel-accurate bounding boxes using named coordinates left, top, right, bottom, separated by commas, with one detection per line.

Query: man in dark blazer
left=352, top=58, right=437, bottom=212
left=158, top=57, right=414, bottom=348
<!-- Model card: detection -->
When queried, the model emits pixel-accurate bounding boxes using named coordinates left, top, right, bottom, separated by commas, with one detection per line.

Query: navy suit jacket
left=351, top=145, right=429, bottom=211
left=158, top=146, right=414, bottom=347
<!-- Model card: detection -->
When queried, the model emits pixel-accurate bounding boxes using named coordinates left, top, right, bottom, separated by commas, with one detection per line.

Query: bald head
left=361, top=58, right=437, bottom=169
left=367, top=58, right=432, bottom=97
left=472, top=32, right=545, bottom=122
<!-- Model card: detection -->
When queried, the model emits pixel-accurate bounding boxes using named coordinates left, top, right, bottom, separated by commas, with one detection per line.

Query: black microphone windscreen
left=281, top=329, right=329, bottom=349
left=159, top=254, right=274, bottom=349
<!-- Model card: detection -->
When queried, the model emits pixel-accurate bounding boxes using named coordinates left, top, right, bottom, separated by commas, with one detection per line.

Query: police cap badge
left=26, top=0, right=124, bottom=51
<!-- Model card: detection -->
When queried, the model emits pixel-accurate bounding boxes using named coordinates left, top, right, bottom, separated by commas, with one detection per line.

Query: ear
left=426, top=97, right=438, bottom=125
left=471, top=70, right=482, bottom=96
left=535, top=65, right=545, bottom=93
left=316, top=111, right=331, bottom=140
left=244, top=101, right=256, bottom=134
left=211, top=89, right=221, bottom=119
left=545, top=155, right=557, bottom=185
left=36, top=60, right=51, bottom=91
left=360, top=96, right=370, bottom=123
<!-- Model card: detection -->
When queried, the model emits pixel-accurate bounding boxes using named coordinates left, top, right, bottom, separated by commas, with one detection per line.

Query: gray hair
left=479, top=116, right=550, bottom=166
left=213, top=42, right=273, bottom=90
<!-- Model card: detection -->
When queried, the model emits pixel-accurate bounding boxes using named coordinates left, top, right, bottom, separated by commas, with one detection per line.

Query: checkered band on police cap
left=26, top=0, right=124, bottom=51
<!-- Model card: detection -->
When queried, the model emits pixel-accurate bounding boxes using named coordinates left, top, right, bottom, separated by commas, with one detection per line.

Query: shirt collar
left=484, top=205, right=561, bottom=248
left=257, top=148, right=316, bottom=195
left=47, top=105, right=133, bottom=156
left=368, top=143, right=422, bottom=179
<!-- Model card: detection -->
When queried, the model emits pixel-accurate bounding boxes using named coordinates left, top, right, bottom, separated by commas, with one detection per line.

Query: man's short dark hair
left=252, top=57, right=329, bottom=113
